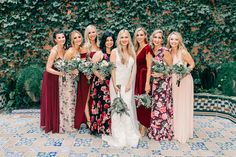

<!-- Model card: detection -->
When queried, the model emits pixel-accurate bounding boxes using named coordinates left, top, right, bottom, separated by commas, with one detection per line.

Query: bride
left=102, top=29, right=141, bottom=147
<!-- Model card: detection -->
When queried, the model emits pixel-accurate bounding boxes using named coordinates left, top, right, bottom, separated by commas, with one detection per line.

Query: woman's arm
left=46, top=48, right=64, bottom=76
left=110, top=50, right=119, bottom=93
left=163, top=50, right=173, bottom=66
left=125, top=55, right=137, bottom=92
left=183, top=52, right=195, bottom=70
left=145, top=52, right=153, bottom=94
left=92, top=51, right=104, bottom=80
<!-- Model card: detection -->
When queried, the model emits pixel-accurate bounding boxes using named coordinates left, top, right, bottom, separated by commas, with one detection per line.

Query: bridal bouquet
left=108, top=85, right=130, bottom=116
left=152, top=58, right=171, bottom=75
left=171, top=63, right=191, bottom=87
left=93, top=60, right=115, bottom=78
left=77, top=60, right=94, bottom=79
left=134, top=94, right=152, bottom=108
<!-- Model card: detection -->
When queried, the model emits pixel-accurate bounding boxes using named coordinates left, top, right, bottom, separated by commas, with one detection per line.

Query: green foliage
left=4, top=65, right=43, bottom=112
left=0, top=0, right=235, bottom=110
left=215, top=62, right=236, bottom=96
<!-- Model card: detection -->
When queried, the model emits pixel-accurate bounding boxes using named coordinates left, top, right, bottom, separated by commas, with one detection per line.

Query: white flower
left=101, top=60, right=109, bottom=67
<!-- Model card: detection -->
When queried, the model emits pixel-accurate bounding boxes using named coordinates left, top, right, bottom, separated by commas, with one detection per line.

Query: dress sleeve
left=145, top=45, right=154, bottom=57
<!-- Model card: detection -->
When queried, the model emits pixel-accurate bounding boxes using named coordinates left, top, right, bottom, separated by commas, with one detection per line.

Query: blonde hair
left=70, top=30, right=83, bottom=47
left=133, top=27, right=148, bottom=52
left=83, top=25, right=100, bottom=52
left=117, top=29, right=135, bottom=64
left=166, top=31, right=188, bottom=56
left=149, top=29, right=163, bottom=49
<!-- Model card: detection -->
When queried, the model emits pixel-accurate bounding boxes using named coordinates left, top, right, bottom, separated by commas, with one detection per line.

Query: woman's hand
left=86, top=75, right=92, bottom=80
left=98, top=76, right=104, bottom=83
left=114, top=85, right=120, bottom=95
left=151, top=72, right=163, bottom=78
left=71, top=69, right=79, bottom=76
left=145, top=83, right=150, bottom=94
left=59, top=71, right=65, bottom=77
left=125, top=83, right=131, bottom=92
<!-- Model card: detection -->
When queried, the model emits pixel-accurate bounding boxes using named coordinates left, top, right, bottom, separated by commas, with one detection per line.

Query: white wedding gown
left=102, top=49, right=141, bottom=147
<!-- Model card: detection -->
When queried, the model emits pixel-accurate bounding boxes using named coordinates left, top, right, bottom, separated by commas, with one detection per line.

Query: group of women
left=40, top=24, right=195, bottom=147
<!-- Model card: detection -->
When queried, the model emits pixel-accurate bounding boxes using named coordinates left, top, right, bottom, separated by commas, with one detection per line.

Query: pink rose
left=104, top=104, right=109, bottom=109
left=161, top=113, right=167, bottom=120
left=160, top=106, right=166, bottom=113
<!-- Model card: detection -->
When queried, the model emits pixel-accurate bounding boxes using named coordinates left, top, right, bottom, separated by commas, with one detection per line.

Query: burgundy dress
left=135, top=45, right=154, bottom=128
left=90, top=53, right=111, bottom=135
left=74, top=53, right=90, bottom=129
left=40, top=59, right=61, bottom=133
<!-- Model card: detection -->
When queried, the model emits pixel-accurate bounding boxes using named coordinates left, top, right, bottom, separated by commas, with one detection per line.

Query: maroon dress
left=135, top=45, right=154, bottom=128
left=40, top=60, right=61, bottom=133
left=74, top=53, right=91, bottom=129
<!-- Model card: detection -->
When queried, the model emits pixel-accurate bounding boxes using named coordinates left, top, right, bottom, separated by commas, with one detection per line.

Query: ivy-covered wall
left=0, top=0, right=235, bottom=110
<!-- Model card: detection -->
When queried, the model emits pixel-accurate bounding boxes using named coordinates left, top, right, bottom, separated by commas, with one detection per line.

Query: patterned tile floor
left=0, top=110, right=235, bottom=157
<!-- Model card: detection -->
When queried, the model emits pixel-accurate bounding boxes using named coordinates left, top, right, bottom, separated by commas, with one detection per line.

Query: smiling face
left=136, top=30, right=146, bottom=44
left=88, top=27, right=97, bottom=41
left=72, top=32, right=82, bottom=47
left=119, top=32, right=129, bottom=46
left=55, top=33, right=65, bottom=46
left=169, top=34, right=179, bottom=48
left=152, top=32, right=163, bottom=47
left=105, top=36, right=114, bottom=49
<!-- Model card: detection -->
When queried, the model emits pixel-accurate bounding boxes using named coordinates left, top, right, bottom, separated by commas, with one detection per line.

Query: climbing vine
left=0, top=0, right=235, bottom=110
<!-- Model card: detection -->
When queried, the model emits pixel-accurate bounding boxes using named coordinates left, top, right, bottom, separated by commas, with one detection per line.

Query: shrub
left=215, top=62, right=236, bottom=96
left=5, top=65, right=43, bottom=112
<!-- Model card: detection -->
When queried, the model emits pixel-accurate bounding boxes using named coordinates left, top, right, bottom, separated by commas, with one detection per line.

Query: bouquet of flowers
left=171, top=63, right=191, bottom=87
left=152, top=58, right=171, bottom=76
left=108, top=85, right=130, bottom=116
left=134, top=94, right=152, bottom=108
left=64, top=58, right=82, bottom=81
left=54, top=59, right=66, bottom=72
left=77, top=59, right=94, bottom=79
left=93, top=60, right=115, bottom=78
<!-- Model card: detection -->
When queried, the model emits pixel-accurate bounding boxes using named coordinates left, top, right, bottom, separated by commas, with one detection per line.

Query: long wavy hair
left=116, top=29, right=135, bottom=64
left=166, top=31, right=188, bottom=56
left=70, top=30, right=83, bottom=48
left=99, top=31, right=115, bottom=54
left=83, top=25, right=100, bottom=52
left=149, top=29, right=163, bottom=49
left=133, top=27, right=148, bottom=52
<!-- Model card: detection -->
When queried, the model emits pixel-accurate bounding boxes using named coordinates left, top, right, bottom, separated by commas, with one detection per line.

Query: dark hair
left=52, top=29, right=68, bottom=49
left=53, top=29, right=65, bottom=40
left=99, top=31, right=115, bottom=54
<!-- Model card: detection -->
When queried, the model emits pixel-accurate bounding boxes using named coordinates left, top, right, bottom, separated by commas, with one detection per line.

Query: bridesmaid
left=147, top=30, right=173, bottom=140
left=84, top=25, right=102, bottom=133
left=89, top=31, right=115, bottom=135
left=60, top=30, right=82, bottom=132
left=167, top=32, right=195, bottom=143
left=74, top=27, right=95, bottom=129
left=134, top=27, right=154, bottom=136
left=40, top=30, right=65, bottom=133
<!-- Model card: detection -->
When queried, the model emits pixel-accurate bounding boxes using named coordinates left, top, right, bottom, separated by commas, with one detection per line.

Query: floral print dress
left=148, top=47, right=174, bottom=140
left=59, top=56, right=79, bottom=133
left=90, top=53, right=111, bottom=135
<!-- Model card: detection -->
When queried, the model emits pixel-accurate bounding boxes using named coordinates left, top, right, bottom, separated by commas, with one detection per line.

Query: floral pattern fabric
left=148, top=48, right=174, bottom=141
left=90, top=53, right=111, bottom=135
left=58, top=56, right=79, bottom=133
